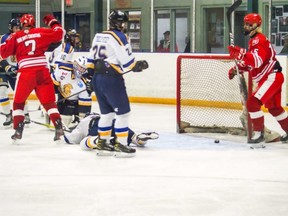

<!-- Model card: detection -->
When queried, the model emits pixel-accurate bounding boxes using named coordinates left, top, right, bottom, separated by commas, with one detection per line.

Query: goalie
left=60, top=113, right=159, bottom=149
left=227, top=13, right=288, bottom=144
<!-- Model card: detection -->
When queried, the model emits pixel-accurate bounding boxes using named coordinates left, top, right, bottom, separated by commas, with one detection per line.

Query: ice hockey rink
left=0, top=100, right=288, bottom=216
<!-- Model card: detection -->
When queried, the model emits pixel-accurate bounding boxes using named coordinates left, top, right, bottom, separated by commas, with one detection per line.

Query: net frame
left=176, top=54, right=252, bottom=137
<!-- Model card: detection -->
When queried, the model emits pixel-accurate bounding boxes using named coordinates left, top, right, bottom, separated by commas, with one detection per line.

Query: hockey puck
left=214, top=139, right=220, bottom=143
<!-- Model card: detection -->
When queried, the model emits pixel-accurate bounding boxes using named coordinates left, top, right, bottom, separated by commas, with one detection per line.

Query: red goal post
left=176, top=54, right=252, bottom=138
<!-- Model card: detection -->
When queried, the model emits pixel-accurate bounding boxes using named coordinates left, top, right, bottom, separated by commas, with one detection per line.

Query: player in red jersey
left=228, top=13, right=288, bottom=143
left=0, top=13, right=65, bottom=143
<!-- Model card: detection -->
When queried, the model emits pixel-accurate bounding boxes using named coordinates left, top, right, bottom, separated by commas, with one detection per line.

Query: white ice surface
left=0, top=101, right=288, bottom=216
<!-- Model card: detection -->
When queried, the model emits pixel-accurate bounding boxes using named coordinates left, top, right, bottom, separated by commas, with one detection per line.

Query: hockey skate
left=54, top=119, right=64, bottom=142
left=94, top=139, right=115, bottom=156
left=11, top=122, right=25, bottom=144
left=114, top=141, right=136, bottom=158
left=248, top=131, right=265, bottom=149
left=280, top=132, right=288, bottom=143
left=3, top=112, right=13, bottom=127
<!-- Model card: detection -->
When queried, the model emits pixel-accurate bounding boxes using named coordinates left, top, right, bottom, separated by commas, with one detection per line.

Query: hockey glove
left=228, top=45, right=246, bottom=61
left=228, top=66, right=244, bottom=80
left=85, top=80, right=93, bottom=95
left=43, top=14, right=60, bottom=28
left=5, top=65, right=18, bottom=77
left=132, top=60, right=149, bottom=72
left=228, top=66, right=238, bottom=80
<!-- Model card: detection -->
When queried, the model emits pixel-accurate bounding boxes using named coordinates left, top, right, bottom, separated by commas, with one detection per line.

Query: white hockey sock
left=0, top=86, right=11, bottom=115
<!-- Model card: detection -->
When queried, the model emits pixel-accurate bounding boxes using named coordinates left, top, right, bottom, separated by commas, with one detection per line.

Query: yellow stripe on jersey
left=61, top=43, right=74, bottom=54
left=52, top=79, right=60, bottom=86
left=103, top=31, right=124, bottom=46
left=58, top=65, right=73, bottom=71
left=110, top=63, right=122, bottom=73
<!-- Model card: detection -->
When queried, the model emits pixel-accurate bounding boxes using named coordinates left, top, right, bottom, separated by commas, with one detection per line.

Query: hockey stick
left=226, top=0, right=253, bottom=142
left=57, top=89, right=87, bottom=104
left=29, top=119, right=71, bottom=132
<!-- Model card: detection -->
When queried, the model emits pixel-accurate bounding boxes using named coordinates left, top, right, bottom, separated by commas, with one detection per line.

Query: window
left=155, top=9, right=189, bottom=53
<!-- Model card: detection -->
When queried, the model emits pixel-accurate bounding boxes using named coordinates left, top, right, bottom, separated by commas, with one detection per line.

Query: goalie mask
left=74, top=56, right=87, bottom=78
left=243, top=13, right=262, bottom=37
left=8, top=18, right=21, bottom=33
left=109, top=10, right=129, bottom=31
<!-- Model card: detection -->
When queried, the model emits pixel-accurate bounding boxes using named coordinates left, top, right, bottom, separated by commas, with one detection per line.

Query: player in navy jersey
left=87, top=10, right=148, bottom=157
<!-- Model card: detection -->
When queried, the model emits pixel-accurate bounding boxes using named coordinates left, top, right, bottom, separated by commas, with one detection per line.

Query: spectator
left=74, top=33, right=83, bottom=51
left=157, top=30, right=178, bottom=52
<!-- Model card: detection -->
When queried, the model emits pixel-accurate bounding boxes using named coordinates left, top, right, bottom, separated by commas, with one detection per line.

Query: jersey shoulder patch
left=103, top=30, right=128, bottom=46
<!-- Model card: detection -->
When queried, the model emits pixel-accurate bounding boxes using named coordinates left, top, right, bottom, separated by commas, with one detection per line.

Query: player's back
left=2, top=27, right=63, bottom=69
left=91, top=30, right=134, bottom=69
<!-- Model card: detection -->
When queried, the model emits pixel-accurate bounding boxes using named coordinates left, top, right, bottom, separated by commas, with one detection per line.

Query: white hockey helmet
left=74, top=56, right=87, bottom=78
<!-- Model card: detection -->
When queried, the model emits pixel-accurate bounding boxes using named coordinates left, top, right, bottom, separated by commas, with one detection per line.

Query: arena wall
left=9, top=53, right=288, bottom=106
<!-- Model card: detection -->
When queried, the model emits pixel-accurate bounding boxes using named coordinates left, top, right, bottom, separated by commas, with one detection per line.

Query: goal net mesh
left=177, top=55, right=250, bottom=136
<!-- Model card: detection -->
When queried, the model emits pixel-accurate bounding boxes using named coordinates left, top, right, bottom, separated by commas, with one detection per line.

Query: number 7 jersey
left=88, top=30, right=136, bottom=74
left=0, top=26, right=64, bottom=70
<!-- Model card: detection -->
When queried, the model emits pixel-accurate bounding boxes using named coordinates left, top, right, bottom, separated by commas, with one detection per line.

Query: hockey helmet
left=244, top=13, right=262, bottom=26
left=20, top=14, right=35, bottom=28
left=243, top=13, right=262, bottom=36
left=65, top=29, right=79, bottom=44
left=109, top=10, right=128, bottom=31
left=74, top=56, right=87, bottom=78
left=8, top=18, right=21, bottom=32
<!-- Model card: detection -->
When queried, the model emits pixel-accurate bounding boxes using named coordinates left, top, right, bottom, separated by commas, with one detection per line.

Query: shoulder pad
left=103, top=30, right=128, bottom=46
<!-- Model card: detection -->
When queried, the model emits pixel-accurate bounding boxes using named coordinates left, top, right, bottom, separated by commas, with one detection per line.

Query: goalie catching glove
left=0, top=60, right=18, bottom=77
left=5, top=65, right=18, bottom=77
left=228, top=45, right=246, bottom=61
left=132, top=60, right=149, bottom=72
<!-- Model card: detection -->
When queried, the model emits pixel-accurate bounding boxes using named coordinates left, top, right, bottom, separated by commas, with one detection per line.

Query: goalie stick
left=226, top=0, right=253, bottom=143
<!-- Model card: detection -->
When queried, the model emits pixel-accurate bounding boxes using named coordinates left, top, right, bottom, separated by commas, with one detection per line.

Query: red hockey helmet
left=20, top=14, right=35, bottom=28
left=244, top=13, right=262, bottom=26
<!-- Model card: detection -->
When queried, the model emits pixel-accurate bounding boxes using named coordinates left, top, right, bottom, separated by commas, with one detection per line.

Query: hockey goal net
left=176, top=54, right=252, bottom=138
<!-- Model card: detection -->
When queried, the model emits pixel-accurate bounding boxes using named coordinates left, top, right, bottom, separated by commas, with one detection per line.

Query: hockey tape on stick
left=226, top=0, right=242, bottom=45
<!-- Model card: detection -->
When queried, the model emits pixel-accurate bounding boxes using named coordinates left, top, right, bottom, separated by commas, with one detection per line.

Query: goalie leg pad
left=131, top=132, right=159, bottom=147
left=264, top=127, right=281, bottom=143
left=137, top=132, right=159, bottom=141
